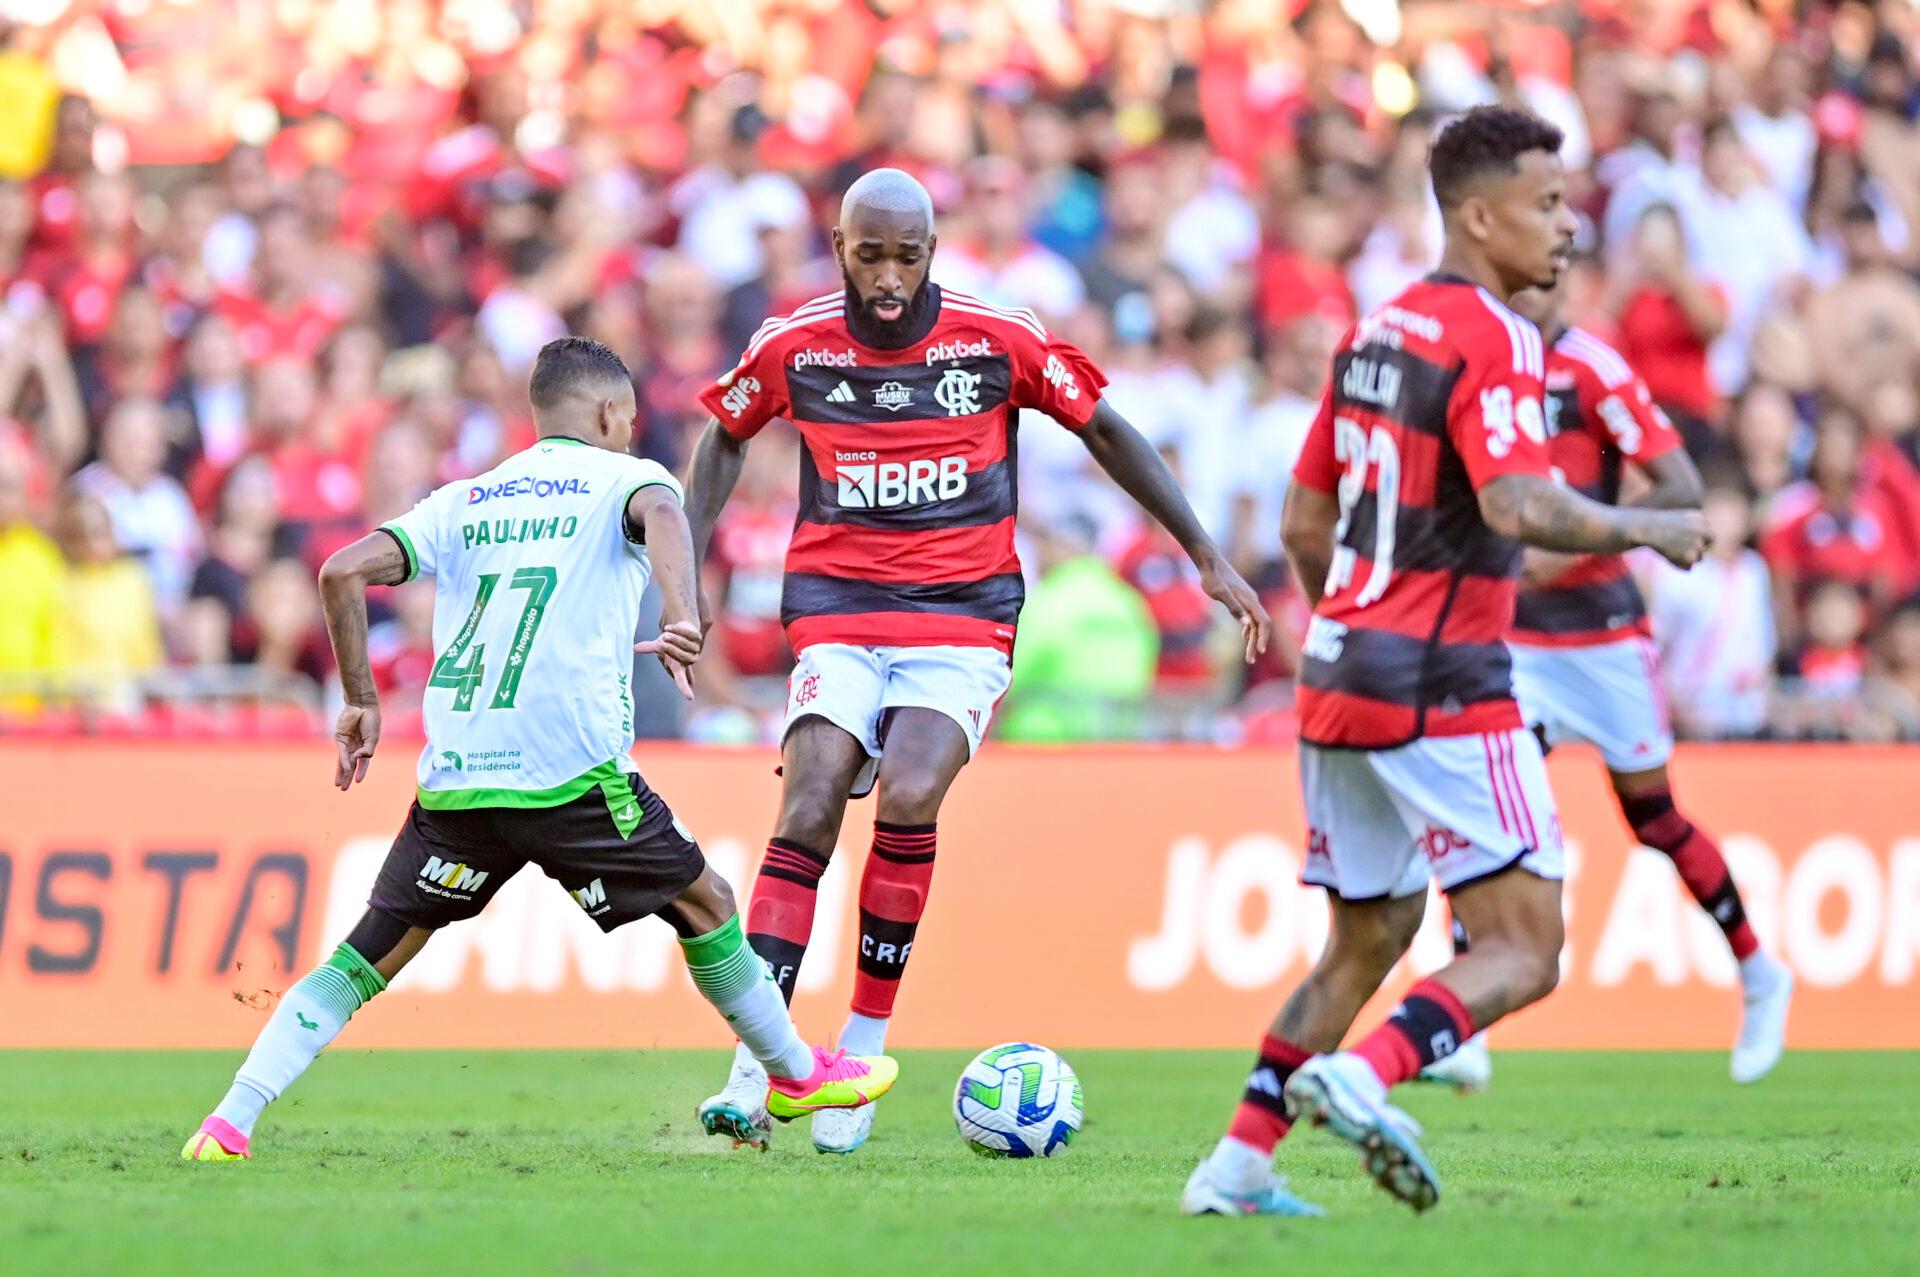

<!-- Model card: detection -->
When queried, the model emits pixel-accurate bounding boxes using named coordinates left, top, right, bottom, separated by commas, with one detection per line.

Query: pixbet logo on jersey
left=836, top=454, right=969, bottom=509
left=793, top=348, right=857, bottom=371
left=924, top=337, right=992, bottom=364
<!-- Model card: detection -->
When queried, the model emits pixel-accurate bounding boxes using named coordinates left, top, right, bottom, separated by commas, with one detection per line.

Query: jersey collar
left=536, top=436, right=591, bottom=448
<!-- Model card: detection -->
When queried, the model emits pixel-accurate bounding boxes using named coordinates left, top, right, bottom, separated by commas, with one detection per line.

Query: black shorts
left=368, top=773, right=705, bottom=933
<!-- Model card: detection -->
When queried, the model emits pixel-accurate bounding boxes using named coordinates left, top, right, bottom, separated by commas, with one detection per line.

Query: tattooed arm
left=318, top=532, right=410, bottom=789
left=1479, top=474, right=1707, bottom=566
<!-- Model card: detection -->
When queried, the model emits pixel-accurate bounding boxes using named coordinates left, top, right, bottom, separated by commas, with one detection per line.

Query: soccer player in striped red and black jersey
left=1419, top=279, right=1790, bottom=1090
left=1182, top=106, right=1709, bottom=1218
left=683, top=168, right=1268, bottom=1154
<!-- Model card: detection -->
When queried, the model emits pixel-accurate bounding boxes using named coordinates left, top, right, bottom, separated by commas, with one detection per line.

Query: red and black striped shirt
left=697, top=286, right=1106, bottom=654
left=1291, top=276, right=1553, bottom=750
left=1510, top=326, right=1680, bottom=647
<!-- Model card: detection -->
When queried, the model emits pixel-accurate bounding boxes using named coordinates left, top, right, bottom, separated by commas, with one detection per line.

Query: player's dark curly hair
left=529, top=336, right=632, bottom=408
left=1428, top=106, right=1565, bottom=209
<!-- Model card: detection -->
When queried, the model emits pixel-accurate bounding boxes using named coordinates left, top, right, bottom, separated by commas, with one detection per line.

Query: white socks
left=1740, top=951, right=1784, bottom=998
left=217, top=943, right=387, bottom=1136
left=1207, top=1136, right=1272, bottom=1192
left=682, top=917, right=813, bottom=1081
left=838, top=1012, right=889, bottom=1057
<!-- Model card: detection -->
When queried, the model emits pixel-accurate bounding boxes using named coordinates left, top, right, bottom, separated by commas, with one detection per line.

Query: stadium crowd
left=2, top=0, right=1920, bottom=743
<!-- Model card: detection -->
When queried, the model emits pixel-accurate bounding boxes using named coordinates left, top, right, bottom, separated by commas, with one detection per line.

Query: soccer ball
left=953, top=1042, right=1083, bottom=1158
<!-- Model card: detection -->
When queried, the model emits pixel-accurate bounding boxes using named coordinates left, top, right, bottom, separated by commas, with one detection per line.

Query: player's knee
left=875, top=774, right=945, bottom=824
left=343, top=907, right=412, bottom=968
left=777, top=791, right=845, bottom=855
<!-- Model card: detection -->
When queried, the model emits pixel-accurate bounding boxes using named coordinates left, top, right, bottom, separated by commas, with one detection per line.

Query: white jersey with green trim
left=380, top=437, right=682, bottom=807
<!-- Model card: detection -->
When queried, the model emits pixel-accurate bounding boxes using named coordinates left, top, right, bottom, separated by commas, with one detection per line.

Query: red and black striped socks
left=1351, top=978, right=1478, bottom=1087
left=745, top=837, right=831, bottom=1002
left=1622, top=787, right=1760, bottom=961
left=850, top=822, right=937, bottom=1020
left=1225, top=1033, right=1311, bottom=1155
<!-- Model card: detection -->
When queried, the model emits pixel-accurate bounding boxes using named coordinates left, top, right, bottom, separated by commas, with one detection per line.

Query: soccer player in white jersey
left=182, top=338, right=894, bottom=1162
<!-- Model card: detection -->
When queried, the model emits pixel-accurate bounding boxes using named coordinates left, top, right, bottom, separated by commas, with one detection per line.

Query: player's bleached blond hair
left=840, top=168, right=934, bottom=229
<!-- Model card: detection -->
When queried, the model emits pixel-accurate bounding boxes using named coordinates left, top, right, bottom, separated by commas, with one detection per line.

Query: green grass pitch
left=2, top=1050, right=1913, bottom=1275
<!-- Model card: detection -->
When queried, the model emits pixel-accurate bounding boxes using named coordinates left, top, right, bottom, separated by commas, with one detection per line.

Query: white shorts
left=1510, top=637, right=1674, bottom=773
left=784, top=644, right=1013, bottom=791
left=1300, top=729, right=1565, bottom=901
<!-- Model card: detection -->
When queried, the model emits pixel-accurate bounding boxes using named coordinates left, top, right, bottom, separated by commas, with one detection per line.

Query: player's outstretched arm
left=681, top=417, right=748, bottom=637
left=1479, top=473, right=1708, bottom=568
left=681, top=418, right=747, bottom=561
left=1078, top=400, right=1271, bottom=661
left=318, top=532, right=409, bottom=790
left=1280, top=482, right=1339, bottom=611
left=628, top=484, right=703, bottom=700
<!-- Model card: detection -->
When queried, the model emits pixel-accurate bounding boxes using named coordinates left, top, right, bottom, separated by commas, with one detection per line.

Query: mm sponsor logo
left=836, top=457, right=968, bottom=509
left=873, top=381, right=913, bottom=412
left=571, top=878, right=610, bottom=914
left=419, top=857, right=488, bottom=895
left=794, top=348, right=857, bottom=370
left=467, top=476, right=592, bottom=505
left=925, top=337, right=992, bottom=364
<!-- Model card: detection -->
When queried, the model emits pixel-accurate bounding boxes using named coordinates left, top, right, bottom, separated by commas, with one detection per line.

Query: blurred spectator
left=1805, top=201, right=1920, bottom=410
left=234, top=556, right=329, bottom=685
left=71, top=398, right=201, bottom=612
left=183, top=456, right=283, bottom=666
left=0, top=438, right=63, bottom=704
left=1644, top=484, right=1776, bottom=740
left=670, top=103, right=806, bottom=293
left=1000, top=521, right=1156, bottom=743
left=1685, top=117, right=1812, bottom=396
left=1868, top=602, right=1920, bottom=738
left=1157, top=304, right=1254, bottom=543
left=937, top=155, right=1086, bottom=322
left=177, top=314, right=250, bottom=472
left=0, top=307, right=86, bottom=475
left=1762, top=407, right=1915, bottom=662
left=368, top=579, right=436, bottom=702
left=1798, top=578, right=1870, bottom=694
left=1612, top=203, right=1728, bottom=454
left=53, top=491, right=163, bottom=709
left=1232, top=313, right=1336, bottom=587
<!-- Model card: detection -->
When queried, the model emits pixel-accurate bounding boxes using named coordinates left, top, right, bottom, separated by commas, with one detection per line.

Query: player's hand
left=1199, top=554, right=1272, bottom=664
left=1638, top=509, right=1710, bottom=569
left=334, top=702, right=381, bottom=791
left=636, top=620, right=703, bottom=700
left=696, top=587, right=715, bottom=641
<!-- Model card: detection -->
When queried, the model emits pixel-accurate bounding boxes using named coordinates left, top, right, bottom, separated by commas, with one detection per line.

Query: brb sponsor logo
left=467, top=476, right=592, bottom=505
left=836, top=451, right=968, bottom=509
left=793, top=348, right=857, bottom=371
left=418, top=856, right=488, bottom=899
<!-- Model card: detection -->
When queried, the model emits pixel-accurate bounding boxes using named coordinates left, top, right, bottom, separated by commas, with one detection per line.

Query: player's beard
left=843, top=270, right=934, bottom=349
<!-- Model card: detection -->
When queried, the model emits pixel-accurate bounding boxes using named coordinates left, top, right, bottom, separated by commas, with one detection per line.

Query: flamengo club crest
left=873, top=381, right=914, bottom=412
left=934, top=367, right=983, bottom=416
